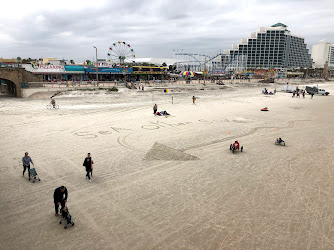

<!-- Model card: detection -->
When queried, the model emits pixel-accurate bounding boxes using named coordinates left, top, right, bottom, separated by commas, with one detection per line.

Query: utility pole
left=93, top=46, right=98, bottom=85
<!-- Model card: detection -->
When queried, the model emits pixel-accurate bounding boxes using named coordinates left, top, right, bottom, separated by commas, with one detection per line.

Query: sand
left=0, top=81, right=334, bottom=249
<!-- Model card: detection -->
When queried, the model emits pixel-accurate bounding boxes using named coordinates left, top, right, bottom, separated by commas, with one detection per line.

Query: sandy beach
left=0, top=81, right=334, bottom=249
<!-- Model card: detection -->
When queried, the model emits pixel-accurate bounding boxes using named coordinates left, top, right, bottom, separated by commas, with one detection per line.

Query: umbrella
left=181, top=71, right=195, bottom=76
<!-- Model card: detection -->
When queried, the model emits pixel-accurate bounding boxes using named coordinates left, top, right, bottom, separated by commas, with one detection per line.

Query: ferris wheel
left=107, top=41, right=135, bottom=64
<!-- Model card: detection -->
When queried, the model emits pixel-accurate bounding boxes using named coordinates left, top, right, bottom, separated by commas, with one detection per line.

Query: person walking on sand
left=153, top=104, right=157, bottom=114
left=292, top=91, right=295, bottom=98
left=83, top=153, right=93, bottom=182
left=53, top=186, right=68, bottom=216
left=302, top=90, right=305, bottom=98
left=192, top=96, right=196, bottom=104
left=22, top=152, right=34, bottom=180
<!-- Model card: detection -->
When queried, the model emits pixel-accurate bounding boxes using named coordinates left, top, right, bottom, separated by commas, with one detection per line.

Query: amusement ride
left=107, top=41, right=136, bottom=64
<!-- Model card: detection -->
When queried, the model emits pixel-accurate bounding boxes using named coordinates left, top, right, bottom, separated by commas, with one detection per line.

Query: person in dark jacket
left=53, top=186, right=68, bottom=216
left=153, top=104, right=157, bottom=114
left=83, top=153, right=93, bottom=182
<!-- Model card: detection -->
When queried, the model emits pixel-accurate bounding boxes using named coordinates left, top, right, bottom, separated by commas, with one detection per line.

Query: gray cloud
left=0, top=0, right=333, bottom=62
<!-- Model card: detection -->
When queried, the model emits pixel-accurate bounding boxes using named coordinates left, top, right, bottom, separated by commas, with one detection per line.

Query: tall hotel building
left=223, top=23, right=313, bottom=69
left=311, top=40, right=334, bottom=69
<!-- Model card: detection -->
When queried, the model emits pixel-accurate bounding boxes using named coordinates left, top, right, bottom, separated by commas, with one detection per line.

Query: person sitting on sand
left=233, top=140, right=240, bottom=150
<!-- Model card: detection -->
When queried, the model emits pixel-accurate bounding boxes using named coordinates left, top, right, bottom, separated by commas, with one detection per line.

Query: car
left=306, top=86, right=329, bottom=95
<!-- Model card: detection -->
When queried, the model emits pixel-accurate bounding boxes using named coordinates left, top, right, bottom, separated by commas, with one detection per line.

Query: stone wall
left=0, top=68, right=42, bottom=97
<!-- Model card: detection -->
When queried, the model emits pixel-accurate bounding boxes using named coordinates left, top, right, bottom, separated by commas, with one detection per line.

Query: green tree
left=162, top=62, right=167, bottom=67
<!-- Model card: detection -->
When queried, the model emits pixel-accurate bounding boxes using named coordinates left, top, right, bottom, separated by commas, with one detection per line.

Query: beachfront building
left=85, top=67, right=133, bottom=81
left=0, top=58, right=20, bottom=67
left=43, top=58, right=67, bottom=66
left=21, top=64, right=87, bottom=82
left=311, top=40, right=334, bottom=69
left=223, top=23, right=313, bottom=69
left=131, top=66, right=168, bottom=80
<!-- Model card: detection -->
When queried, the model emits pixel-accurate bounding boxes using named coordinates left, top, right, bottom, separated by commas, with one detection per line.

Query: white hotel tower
left=223, top=23, right=313, bottom=69
left=311, top=40, right=334, bottom=69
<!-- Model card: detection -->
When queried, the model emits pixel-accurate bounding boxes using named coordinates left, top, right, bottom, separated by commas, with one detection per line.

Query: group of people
left=22, top=152, right=94, bottom=225
left=292, top=89, right=306, bottom=98
left=152, top=95, right=197, bottom=116
left=23, top=152, right=94, bottom=183
left=263, top=88, right=276, bottom=95
left=153, top=103, right=170, bottom=116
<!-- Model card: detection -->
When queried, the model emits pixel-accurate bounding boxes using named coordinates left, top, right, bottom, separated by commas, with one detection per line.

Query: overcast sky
left=0, top=0, right=333, bottom=62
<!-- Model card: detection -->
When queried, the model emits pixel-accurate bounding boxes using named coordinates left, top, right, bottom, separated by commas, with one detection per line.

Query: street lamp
left=93, top=46, right=98, bottom=85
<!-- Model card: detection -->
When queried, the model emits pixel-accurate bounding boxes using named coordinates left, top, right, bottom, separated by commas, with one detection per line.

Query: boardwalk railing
left=25, top=78, right=317, bottom=89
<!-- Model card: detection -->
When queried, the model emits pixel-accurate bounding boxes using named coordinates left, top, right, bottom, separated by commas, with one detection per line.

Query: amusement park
left=1, top=23, right=334, bottom=97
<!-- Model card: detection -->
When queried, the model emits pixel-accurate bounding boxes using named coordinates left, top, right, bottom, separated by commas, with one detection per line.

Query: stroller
left=28, top=168, right=41, bottom=183
left=59, top=205, right=75, bottom=229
